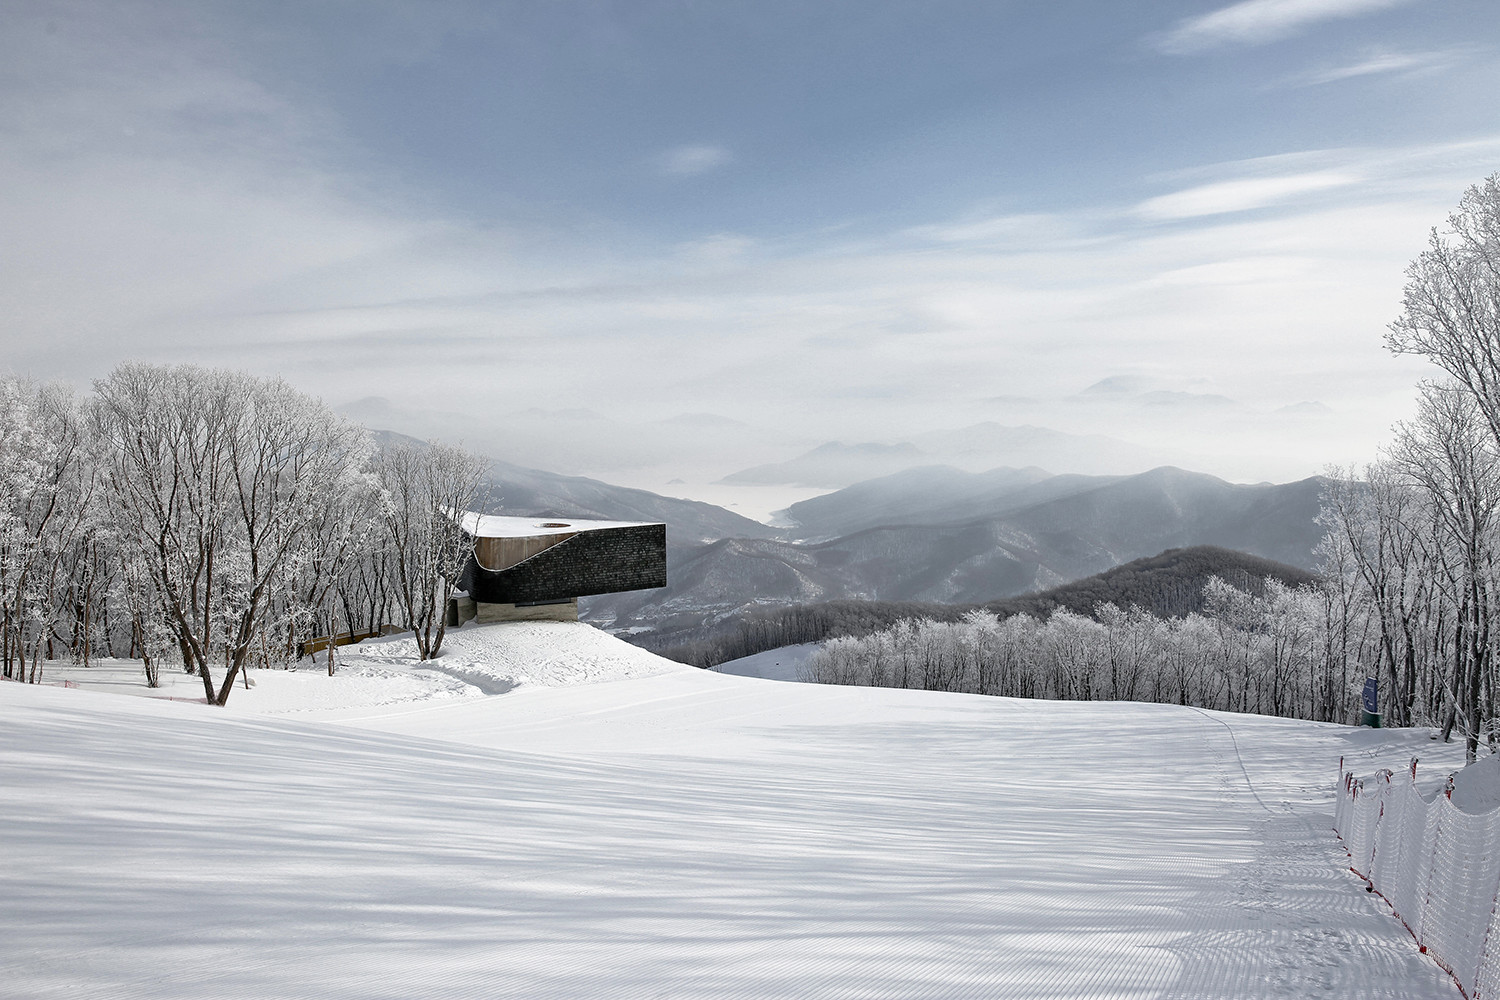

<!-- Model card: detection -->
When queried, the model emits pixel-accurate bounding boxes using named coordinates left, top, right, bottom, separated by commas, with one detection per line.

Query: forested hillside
left=984, top=545, right=1319, bottom=620
left=638, top=545, right=1315, bottom=667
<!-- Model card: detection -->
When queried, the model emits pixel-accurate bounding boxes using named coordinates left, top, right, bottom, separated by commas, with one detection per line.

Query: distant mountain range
left=783, top=464, right=1324, bottom=561
left=782, top=465, right=1106, bottom=540
left=723, top=441, right=928, bottom=488
left=585, top=465, right=1328, bottom=634
left=368, top=427, right=1331, bottom=643
left=720, top=423, right=1179, bottom=487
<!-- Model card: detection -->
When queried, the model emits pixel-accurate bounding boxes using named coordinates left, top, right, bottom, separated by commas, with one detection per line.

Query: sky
left=3, top=0, right=1500, bottom=486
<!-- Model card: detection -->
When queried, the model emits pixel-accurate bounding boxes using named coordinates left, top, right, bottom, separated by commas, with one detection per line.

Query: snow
left=1450, top=752, right=1500, bottom=814
left=0, top=622, right=1471, bottom=999
left=30, top=622, right=685, bottom=713
left=714, top=642, right=819, bottom=682
left=335, top=620, right=685, bottom=694
left=457, top=511, right=655, bottom=538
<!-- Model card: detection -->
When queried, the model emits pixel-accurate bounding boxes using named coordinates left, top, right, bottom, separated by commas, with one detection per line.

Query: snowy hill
left=0, top=622, right=1466, bottom=998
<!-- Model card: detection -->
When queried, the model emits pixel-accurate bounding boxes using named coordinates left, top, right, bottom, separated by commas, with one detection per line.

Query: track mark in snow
left=1188, top=706, right=1277, bottom=815
left=407, top=662, right=518, bottom=695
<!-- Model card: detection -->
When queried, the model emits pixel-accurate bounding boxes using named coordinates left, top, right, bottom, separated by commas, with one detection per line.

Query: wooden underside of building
left=449, top=596, right=579, bottom=625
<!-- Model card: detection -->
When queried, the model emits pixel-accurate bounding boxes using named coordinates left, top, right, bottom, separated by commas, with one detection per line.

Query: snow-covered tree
left=374, top=439, right=485, bottom=661
left=1388, top=174, right=1500, bottom=446
left=0, top=377, right=94, bottom=683
left=91, top=364, right=372, bottom=705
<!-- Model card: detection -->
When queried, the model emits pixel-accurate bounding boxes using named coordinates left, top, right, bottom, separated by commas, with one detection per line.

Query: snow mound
left=30, top=622, right=688, bottom=717
left=1449, top=752, right=1500, bottom=814
left=343, top=620, right=687, bottom=692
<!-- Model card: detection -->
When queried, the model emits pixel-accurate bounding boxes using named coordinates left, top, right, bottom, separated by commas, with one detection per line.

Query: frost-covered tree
left=1318, top=466, right=1429, bottom=727
left=1388, top=174, right=1500, bottom=445
left=375, top=439, right=485, bottom=661
left=0, top=377, right=94, bottom=683
left=1389, top=382, right=1500, bottom=760
left=113, top=537, right=173, bottom=687
left=91, top=364, right=372, bottom=705
left=802, top=575, right=1371, bottom=723
left=280, top=455, right=382, bottom=676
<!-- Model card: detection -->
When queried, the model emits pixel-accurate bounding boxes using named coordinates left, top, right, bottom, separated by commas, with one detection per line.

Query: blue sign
left=1362, top=677, right=1379, bottom=715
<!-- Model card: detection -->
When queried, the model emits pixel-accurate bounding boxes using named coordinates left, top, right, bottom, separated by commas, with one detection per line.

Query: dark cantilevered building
left=450, top=512, right=667, bottom=624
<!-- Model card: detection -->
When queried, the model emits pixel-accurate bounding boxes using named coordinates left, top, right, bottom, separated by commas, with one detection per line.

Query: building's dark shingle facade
left=460, top=522, right=667, bottom=605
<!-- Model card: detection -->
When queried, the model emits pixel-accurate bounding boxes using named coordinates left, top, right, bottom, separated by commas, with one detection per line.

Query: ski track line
left=1185, top=705, right=1276, bottom=816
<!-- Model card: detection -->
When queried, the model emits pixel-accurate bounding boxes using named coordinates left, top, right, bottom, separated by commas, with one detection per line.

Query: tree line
left=806, top=577, right=1353, bottom=723
left=0, top=363, right=485, bottom=704
left=804, top=175, right=1500, bottom=763
left=639, top=546, right=1317, bottom=668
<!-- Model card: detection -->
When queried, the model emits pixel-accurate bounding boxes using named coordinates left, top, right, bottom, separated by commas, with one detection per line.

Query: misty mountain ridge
left=365, top=426, right=1330, bottom=643
left=722, top=441, right=927, bottom=488
left=720, top=422, right=1178, bottom=488
left=368, top=429, right=775, bottom=551
left=782, top=465, right=1110, bottom=540
left=1077, top=376, right=1251, bottom=411
left=480, top=459, right=778, bottom=551
left=585, top=464, right=1329, bottom=635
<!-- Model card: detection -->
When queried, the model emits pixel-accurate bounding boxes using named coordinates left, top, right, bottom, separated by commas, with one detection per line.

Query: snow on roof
left=455, top=511, right=660, bottom=539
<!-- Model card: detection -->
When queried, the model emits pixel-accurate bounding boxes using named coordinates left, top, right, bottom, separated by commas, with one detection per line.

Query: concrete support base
left=473, top=599, right=579, bottom=624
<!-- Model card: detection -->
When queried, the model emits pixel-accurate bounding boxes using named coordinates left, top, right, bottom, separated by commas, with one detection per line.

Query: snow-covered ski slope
left=0, top=622, right=1467, bottom=998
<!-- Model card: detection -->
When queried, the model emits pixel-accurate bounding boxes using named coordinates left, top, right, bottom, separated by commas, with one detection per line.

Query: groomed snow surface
left=1, top=621, right=1469, bottom=999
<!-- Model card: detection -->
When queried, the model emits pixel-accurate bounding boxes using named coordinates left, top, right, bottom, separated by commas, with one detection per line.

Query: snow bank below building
left=33, top=621, right=688, bottom=715
left=339, top=620, right=687, bottom=694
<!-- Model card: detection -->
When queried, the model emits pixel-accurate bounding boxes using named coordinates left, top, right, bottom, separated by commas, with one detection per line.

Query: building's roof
left=456, top=512, right=662, bottom=539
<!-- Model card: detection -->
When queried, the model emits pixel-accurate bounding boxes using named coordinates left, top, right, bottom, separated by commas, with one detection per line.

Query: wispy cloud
left=1289, top=46, right=1469, bottom=86
left=903, top=213, right=1087, bottom=249
left=4, top=3, right=1494, bottom=483
left=1155, top=0, right=1412, bottom=55
left=658, top=144, right=732, bottom=177
left=1134, top=170, right=1361, bottom=220
left=675, top=233, right=755, bottom=267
